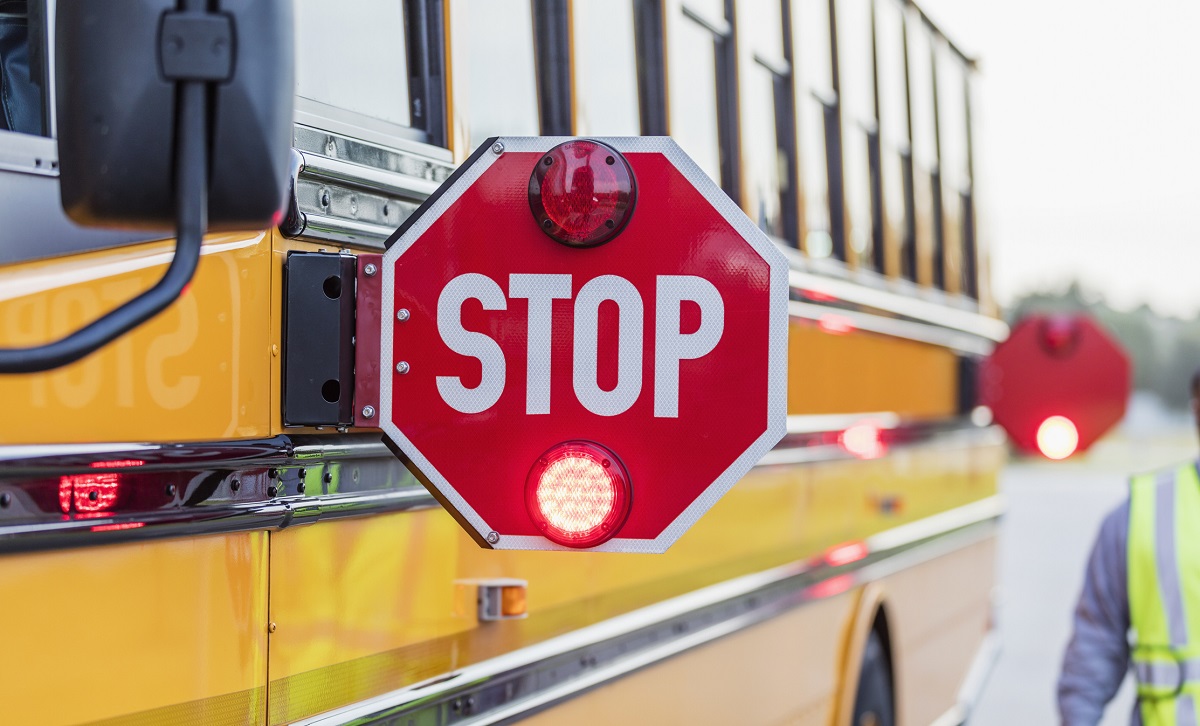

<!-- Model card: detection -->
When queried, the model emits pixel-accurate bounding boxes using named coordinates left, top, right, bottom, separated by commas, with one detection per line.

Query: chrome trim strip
left=790, top=300, right=994, bottom=356
left=788, top=266, right=1009, bottom=343
left=301, top=213, right=396, bottom=246
left=0, top=421, right=1007, bottom=553
left=300, top=151, right=442, bottom=200
left=294, top=496, right=1004, bottom=726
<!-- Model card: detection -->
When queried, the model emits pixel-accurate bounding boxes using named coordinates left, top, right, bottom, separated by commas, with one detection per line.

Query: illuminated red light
left=809, top=573, right=855, bottom=599
left=525, top=441, right=631, bottom=548
left=528, top=140, right=636, bottom=248
left=825, top=540, right=869, bottom=567
left=840, top=421, right=886, bottom=460
left=90, top=522, right=145, bottom=532
left=1037, top=416, right=1079, bottom=460
left=58, top=459, right=144, bottom=514
left=818, top=314, right=855, bottom=335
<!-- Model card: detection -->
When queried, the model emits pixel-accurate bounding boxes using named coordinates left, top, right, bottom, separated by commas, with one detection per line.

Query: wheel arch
left=832, top=582, right=896, bottom=726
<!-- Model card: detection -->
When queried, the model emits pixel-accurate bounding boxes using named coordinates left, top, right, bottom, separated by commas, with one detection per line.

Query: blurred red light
left=1037, top=415, right=1079, bottom=460
left=525, top=441, right=631, bottom=548
left=825, top=540, right=869, bottom=567
left=90, top=522, right=145, bottom=532
left=800, top=288, right=838, bottom=303
left=818, top=314, right=855, bottom=335
left=840, top=421, right=886, bottom=460
left=1038, top=316, right=1081, bottom=357
left=528, top=140, right=636, bottom=248
left=809, top=574, right=855, bottom=599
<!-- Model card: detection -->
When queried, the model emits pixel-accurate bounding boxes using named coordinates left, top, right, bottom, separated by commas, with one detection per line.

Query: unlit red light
left=1037, top=416, right=1079, bottom=460
left=526, top=441, right=631, bottom=548
left=528, top=140, right=636, bottom=248
left=840, top=421, right=886, bottom=460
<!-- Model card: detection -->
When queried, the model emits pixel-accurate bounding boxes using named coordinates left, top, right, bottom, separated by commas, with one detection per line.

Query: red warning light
left=818, top=314, right=856, bottom=336
left=840, top=421, right=886, bottom=460
left=1037, top=416, right=1079, bottom=460
left=58, top=459, right=144, bottom=514
left=525, top=441, right=631, bottom=548
left=825, top=540, right=869, bottom=567
left=528, top=140, right=636, bottom=248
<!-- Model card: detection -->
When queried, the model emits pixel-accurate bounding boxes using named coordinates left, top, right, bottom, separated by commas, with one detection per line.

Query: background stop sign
left=981, top=313, right=1131, bottom=459
left=379, top=137, right=788, bottom=553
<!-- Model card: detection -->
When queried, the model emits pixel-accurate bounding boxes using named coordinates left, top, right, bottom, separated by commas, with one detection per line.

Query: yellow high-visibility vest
left=1130, top=463, right=1200, bottom=725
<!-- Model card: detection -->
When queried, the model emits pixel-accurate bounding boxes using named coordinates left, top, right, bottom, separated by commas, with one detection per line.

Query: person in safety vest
left=1058, top=371, right=1200, bottom=724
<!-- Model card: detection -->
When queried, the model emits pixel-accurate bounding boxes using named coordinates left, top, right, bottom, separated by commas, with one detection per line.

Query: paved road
left=971, top=431, right=1196, bottom=725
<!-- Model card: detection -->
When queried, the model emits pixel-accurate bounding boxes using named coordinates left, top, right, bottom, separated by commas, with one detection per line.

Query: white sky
left=918, top=0, right=1200, bottom=317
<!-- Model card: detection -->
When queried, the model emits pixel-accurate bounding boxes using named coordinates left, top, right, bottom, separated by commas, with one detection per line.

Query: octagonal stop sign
left=980, top=314, right=1131, bottom=459
left=378, top=137, right=789, bottom=552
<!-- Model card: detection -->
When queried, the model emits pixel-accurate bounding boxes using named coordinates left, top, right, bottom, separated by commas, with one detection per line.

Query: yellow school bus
left=0, top=0, right=1006, bottom=724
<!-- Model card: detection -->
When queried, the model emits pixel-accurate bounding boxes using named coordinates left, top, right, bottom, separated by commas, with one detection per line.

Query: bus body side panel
left=0, top=233, right=274, bottom=444
left=0, top=532, right=270, bottom=726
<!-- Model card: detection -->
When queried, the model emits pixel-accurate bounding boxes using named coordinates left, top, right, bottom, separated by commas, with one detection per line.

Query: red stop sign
left=378, top=138, right=789, bottom=553
left=981, top=314, right=1131, bottom=458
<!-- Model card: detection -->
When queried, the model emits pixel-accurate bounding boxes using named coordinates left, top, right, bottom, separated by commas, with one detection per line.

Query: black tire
left=852, top=629, right=895, bottom=726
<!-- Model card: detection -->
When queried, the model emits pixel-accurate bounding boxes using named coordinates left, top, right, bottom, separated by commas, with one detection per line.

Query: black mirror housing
left=55, top=0, right=294, bottom=231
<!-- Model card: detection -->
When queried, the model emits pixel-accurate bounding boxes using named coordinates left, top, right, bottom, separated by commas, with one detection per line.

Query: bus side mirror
left=0, top=0, right=293, bottom=374
left=55, top=0, right=294, bottom=229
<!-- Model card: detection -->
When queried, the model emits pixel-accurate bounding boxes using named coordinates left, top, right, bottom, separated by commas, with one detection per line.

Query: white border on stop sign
left=379, top=136, right=790, bottom=554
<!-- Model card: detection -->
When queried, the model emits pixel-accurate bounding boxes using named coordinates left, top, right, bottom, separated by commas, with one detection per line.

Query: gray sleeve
left=1057, top=499, right=1131, bottom=726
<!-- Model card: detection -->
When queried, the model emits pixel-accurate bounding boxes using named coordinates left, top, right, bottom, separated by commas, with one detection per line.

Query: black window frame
left=405, top=0, right=449, bottom=148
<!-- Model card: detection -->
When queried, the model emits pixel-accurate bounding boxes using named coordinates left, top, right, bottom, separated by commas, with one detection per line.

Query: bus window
left=572, top=0, right=641, bottom=135
left=937, top=41, right=971, bottom=296
left=454, top=0, right=541, bottom=153
left=792, top=0, right=835, bottom=259
left=295, top=0, right=413, bottom=131
left=737, top=0, right=794, bottom=241
left=834, top=0, right=875, bottom=270
left=906, top=13, right=938, bottom=288
left=0, top=0, right=45, bottom=136
left=874, top=0, right=912, bottom=281
left=668, top=0, right=737, bottom=196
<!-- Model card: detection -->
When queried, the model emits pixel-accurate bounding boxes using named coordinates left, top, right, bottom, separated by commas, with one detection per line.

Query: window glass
left=835, top=0, right=874, bottom=265
left=572, top=0, right=641, bottom=135
left=738, top=0, right=788, bottom=238
left=792, top=0, right=833, bottom=257
left=875, top=0, right=909, bottom=277
left=937, top=43, right=969, bottom=190
left=739, top=0, right=784, bottom=62
left=669, top=12, right=722, bottom=183
left=461, top=0, right=540, bottom=150
left=794, top=0, right=832, bottom=95
left=875, top=0, right=907, bottom=149
left=797, top=98, right=832, bottom=257
left=0, top=0, right=46, bottom=136
left=295, top=0, right=412, bottom=129
left=743, top=64, right=785, bottom=237
left=906, top=16, right=936, bottom=170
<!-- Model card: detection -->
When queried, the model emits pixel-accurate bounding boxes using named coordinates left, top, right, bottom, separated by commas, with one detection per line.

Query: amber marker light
left=525, top=441, right=632, bottom=548
left=528, top=140, right=637, bottom=248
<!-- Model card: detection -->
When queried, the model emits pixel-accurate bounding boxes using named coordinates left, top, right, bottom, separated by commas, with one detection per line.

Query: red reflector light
left=525, top=441, right=631, bottom=548
left=1037, top=416, right=1079, bottom=460
left=840, top=421, right=886, bottom=460
left=528, top=140, right=636, bottom=248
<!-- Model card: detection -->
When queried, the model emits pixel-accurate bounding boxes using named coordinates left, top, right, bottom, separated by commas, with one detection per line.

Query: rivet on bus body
left=268, top=622, right=277, bottom=633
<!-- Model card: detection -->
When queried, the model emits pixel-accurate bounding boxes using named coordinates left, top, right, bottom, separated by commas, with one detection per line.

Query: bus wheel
left=852, top=629, right=895, bottom=726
